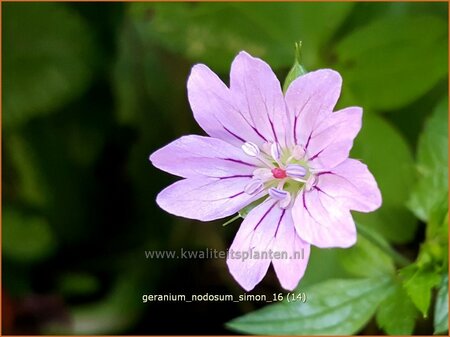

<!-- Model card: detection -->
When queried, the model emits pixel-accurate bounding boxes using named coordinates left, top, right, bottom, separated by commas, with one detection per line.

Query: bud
left=282, top=41, right=308, bottom=93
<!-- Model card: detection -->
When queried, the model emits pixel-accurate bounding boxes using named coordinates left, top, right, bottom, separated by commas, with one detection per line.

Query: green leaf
left=297, top=247, right=351, bottom=289
left=335, top=15, right=447, bottom=111
left=131, top=2, right=353, bottom=72
left=408, top=98, right=449, bottom=222
left=400, top=265, right=441, bottom=317
left=376, top=282, right=418, bottom=335
left=3, top=207, right=57, bottom=263
left=227, top=276, right=393, bottom=335
left=416, top=195, right=449, bottom=271
left=434, top=275, right=449, bottom=334
left=338, top=233, right=395, bottom=278
left=3, top=3, right=98, bottom=128
left=352, top=113, right=417, bottom=243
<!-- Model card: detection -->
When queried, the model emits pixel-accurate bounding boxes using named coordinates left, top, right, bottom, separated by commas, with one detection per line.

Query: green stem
left=356, top=223, right=412, bottom=268
left=222, top=214, right=241, bottom=227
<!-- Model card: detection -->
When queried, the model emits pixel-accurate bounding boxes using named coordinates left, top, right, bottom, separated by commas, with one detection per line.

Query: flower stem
left=222, top=214, right=241, bottom=227
left=356, top=223, right=412, bottom=268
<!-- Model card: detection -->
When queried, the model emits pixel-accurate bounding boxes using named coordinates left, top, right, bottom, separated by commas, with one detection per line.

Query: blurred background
left=2, top=2, right=448, bottom=335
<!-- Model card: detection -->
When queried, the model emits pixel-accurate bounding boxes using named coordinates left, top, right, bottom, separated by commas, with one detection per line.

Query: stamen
left=241, top=142, right=260, bottom=157
left=277, top=180, right=285, bottom=190
left=253, top=168, right=273, bottom=181
left=244, top=179, right=264, bottom=195
left=292, top=145, right=306, bottom=160
left=257, top=156, right=276, bottom=169
left=271, top=142, right=282, bottom=161
left=268, top=187, right=289, bottom=200
left=268, top=187, right=291, bottom=209
left=286, top=164, right=307, bottom=180
left=279, top=193, right=292, bottom=209
left=261, top=142, right=272, bottom=156
left=242, top=142, right=275, bottom=168
left=305, top=174, right=318, bottom=191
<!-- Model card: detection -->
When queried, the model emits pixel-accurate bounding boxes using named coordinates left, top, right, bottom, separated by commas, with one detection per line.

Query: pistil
left=271, top=167, right=287, bottom=179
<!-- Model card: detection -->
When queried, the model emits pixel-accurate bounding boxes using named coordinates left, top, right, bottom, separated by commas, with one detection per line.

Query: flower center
left=271, top=168, right=287, bottom=179
left=241, top=141, right=317, bottom=208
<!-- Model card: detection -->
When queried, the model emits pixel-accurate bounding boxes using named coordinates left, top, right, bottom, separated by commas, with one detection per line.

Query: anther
left=286, top=164, right=307, bottom=180
left=241, top=142, right=260, bottom=157
left=268, top=187, right=291, bottom=209
left=271, top=142, right=282, bottom=161
left=268, top=187, right=289, bottom=200
left=244, top=179, right=264, bottom=195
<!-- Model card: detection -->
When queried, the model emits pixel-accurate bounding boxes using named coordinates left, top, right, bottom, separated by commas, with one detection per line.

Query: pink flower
left=150, top=51, right=382, bottom=291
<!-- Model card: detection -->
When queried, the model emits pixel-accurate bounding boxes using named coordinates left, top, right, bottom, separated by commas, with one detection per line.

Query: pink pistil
left=271, top=168, right=287, bottom=179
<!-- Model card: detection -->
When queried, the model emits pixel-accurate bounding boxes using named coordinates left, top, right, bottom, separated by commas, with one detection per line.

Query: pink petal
left=316, top=159, right=382, bottom=212
left=227, top=200, right=280, bottom=291
left=285, top=69, right=342, bottom=147
left=292, top=189, right=357, bottom=248
left=271, top=210, right=311, bottom=291
left=230, top=51, right=292, bottom=147
left=156, top=177, right=262, bottom=221
left=150, top=135, right=259, bottom=178
left=187, top=64, right=267, bottom=147
left=307, top=107, right=362, bottom=170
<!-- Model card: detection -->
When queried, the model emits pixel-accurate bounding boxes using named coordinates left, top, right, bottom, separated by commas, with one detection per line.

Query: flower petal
left=150, top=135, right=259, bottom=178
left=307, top=107, right=362, bottom=170
left=187, top=64, right=266, bottom=146
left=227, top=200, right=280, bottom=291
left=156, top=177, right=262, bottom=221
left=316, top=159, right=382, bottom=212
left=271, top=211, right=311, bottom=291
left=230, top=51, right=292, bottom=147
left=292, top=189, right=357, bottom=248
left=285, top=69, right=342, bottom=147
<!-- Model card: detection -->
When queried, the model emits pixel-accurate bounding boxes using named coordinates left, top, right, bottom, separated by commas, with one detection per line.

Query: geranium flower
left=150, top=51, right=381, bottom=291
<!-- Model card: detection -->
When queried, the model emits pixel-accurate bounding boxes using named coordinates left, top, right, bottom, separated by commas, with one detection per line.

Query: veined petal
left=316, top=159, right=382, bottom=212
left=271, top=211, right=311, bottom=291
left=292, top=189, right=357, bottom=248
left=156, top=177, right=263, bottom=221
left=227, top=200, right=280, bottom=291
left=187, top=64, right=267, bottom=146
left=285, top=69, right=342, bottom=147
left=150, top=135, right=259, bottom=178
left=307, top=107, right=362, bottom=170
left=230, top=51, right=292, bottom=148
